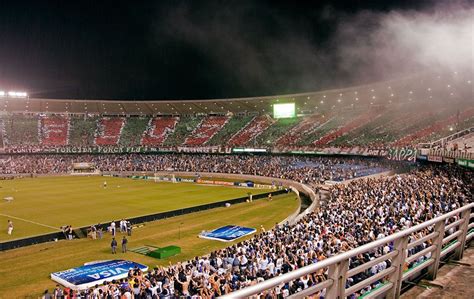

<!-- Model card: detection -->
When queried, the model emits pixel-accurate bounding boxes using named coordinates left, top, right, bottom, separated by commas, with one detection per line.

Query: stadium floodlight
left=7, top=91, right=28, bottom=98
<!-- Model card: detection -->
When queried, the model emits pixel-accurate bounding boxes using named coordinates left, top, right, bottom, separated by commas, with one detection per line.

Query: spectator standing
left=120, top=219, right=126, bottom=233
left=110, top=221, right=116, bottom=236
left=7, top=219, right=13, bottom=235
left=122, top=236, right=128, bottom=253
left=67, top=225, right=73, bottom=240
left=90, top=225, right=97, bottom=240
left=97, top=223, right=103, bottom=239
left=53, top=285, right=63, bottom=298
left=126, top=221, right=132, bottom=236
left=111, top=238, right=117, bottom=254
left=42, top=290, right=53, bottom=299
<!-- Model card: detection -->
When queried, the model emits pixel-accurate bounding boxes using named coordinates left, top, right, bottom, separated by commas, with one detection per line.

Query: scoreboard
left=273, top=103, right=296, bottom=118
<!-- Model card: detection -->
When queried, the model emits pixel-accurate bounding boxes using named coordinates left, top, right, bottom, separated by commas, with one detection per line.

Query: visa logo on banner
left=199, top=225, right=256, bottom=242
left=87, top=267, right=128, bottom=279
left=51, top=260, right=148, bottom=290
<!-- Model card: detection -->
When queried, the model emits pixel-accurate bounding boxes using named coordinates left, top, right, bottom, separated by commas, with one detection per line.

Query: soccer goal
left=152, top=173, right=177, bottom=183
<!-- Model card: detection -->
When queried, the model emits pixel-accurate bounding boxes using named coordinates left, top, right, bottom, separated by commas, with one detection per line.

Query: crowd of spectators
left=0, top=154, right=399, bottom=186
left=35, top=157, right=472, bottom=298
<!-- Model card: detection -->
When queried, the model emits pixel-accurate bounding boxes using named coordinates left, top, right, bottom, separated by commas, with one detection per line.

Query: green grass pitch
left=0, top=176, right=269, bottom=240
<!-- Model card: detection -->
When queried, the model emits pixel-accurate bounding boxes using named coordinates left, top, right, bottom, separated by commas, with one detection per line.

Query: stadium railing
left=425, top=148, right=474, bottom=160
left=418, top=127, right=474, bottom=150
left=220, top=202, right=474, bottom=299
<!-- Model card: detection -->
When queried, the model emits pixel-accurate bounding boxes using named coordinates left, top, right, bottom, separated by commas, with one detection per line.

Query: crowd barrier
left=0, top=231, right=65, bottom=251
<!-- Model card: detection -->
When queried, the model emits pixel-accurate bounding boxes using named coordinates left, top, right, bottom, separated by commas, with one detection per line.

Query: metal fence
left=426, top=148, right=474, bottom=160
left=418, top=127, right=473, bottom=150
left=220, top=203, right=474, bottom=298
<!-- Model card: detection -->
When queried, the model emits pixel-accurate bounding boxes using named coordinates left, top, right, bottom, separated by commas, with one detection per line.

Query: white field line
left=0, top=213, right=60, bottom=231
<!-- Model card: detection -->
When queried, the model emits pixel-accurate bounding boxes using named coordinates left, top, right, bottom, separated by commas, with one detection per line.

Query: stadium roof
left=0, top=72, right=470, bottom=115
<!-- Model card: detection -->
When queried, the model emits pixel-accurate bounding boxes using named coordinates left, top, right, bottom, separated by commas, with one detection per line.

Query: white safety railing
left=426, top=148, right=474, bottom=161
left=220, top=203, right=473, bottom=299
left=418, top=127, right=474, bottom=149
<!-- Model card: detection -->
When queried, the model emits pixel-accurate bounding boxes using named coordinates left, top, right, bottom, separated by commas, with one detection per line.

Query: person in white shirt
left=7, top=220, right=13, bottom=235
left=120, top=219, right=126, bottom=233
left=110, top=221, right=116, bottom=236
left=122, top=290, right=132, bottom=299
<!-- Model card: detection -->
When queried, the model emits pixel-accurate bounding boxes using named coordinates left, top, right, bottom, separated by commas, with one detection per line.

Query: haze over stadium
left=0, top=0, right=471, bottom=99
left=0, top=1, right=473, bottom=298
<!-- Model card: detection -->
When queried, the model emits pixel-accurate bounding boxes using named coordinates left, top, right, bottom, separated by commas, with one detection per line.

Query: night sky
left=0, top=0, right=436, bottom=100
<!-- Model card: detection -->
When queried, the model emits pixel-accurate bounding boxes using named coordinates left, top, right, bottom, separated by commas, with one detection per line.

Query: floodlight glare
left=7, top=91, right=28, bottom=98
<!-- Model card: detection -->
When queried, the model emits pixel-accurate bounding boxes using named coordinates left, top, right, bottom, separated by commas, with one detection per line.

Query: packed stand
left=42, top=165, right=472, bottom=298
left=227, top=115, right=273, bottom=147
left=183, top=116, right=229, bottom=146
left=94, top=117, right=126, bottom=146
left=0, top=154, right=393, bottom=187
left=39, top=115, right=69, bottom=146
left=141, top=117, right=179, bottom=146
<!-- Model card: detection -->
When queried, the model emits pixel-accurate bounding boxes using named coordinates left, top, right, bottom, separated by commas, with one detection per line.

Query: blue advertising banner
left=199, top=225, right=256, bottom=242
left=51, top=260, right=148, bottom=290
